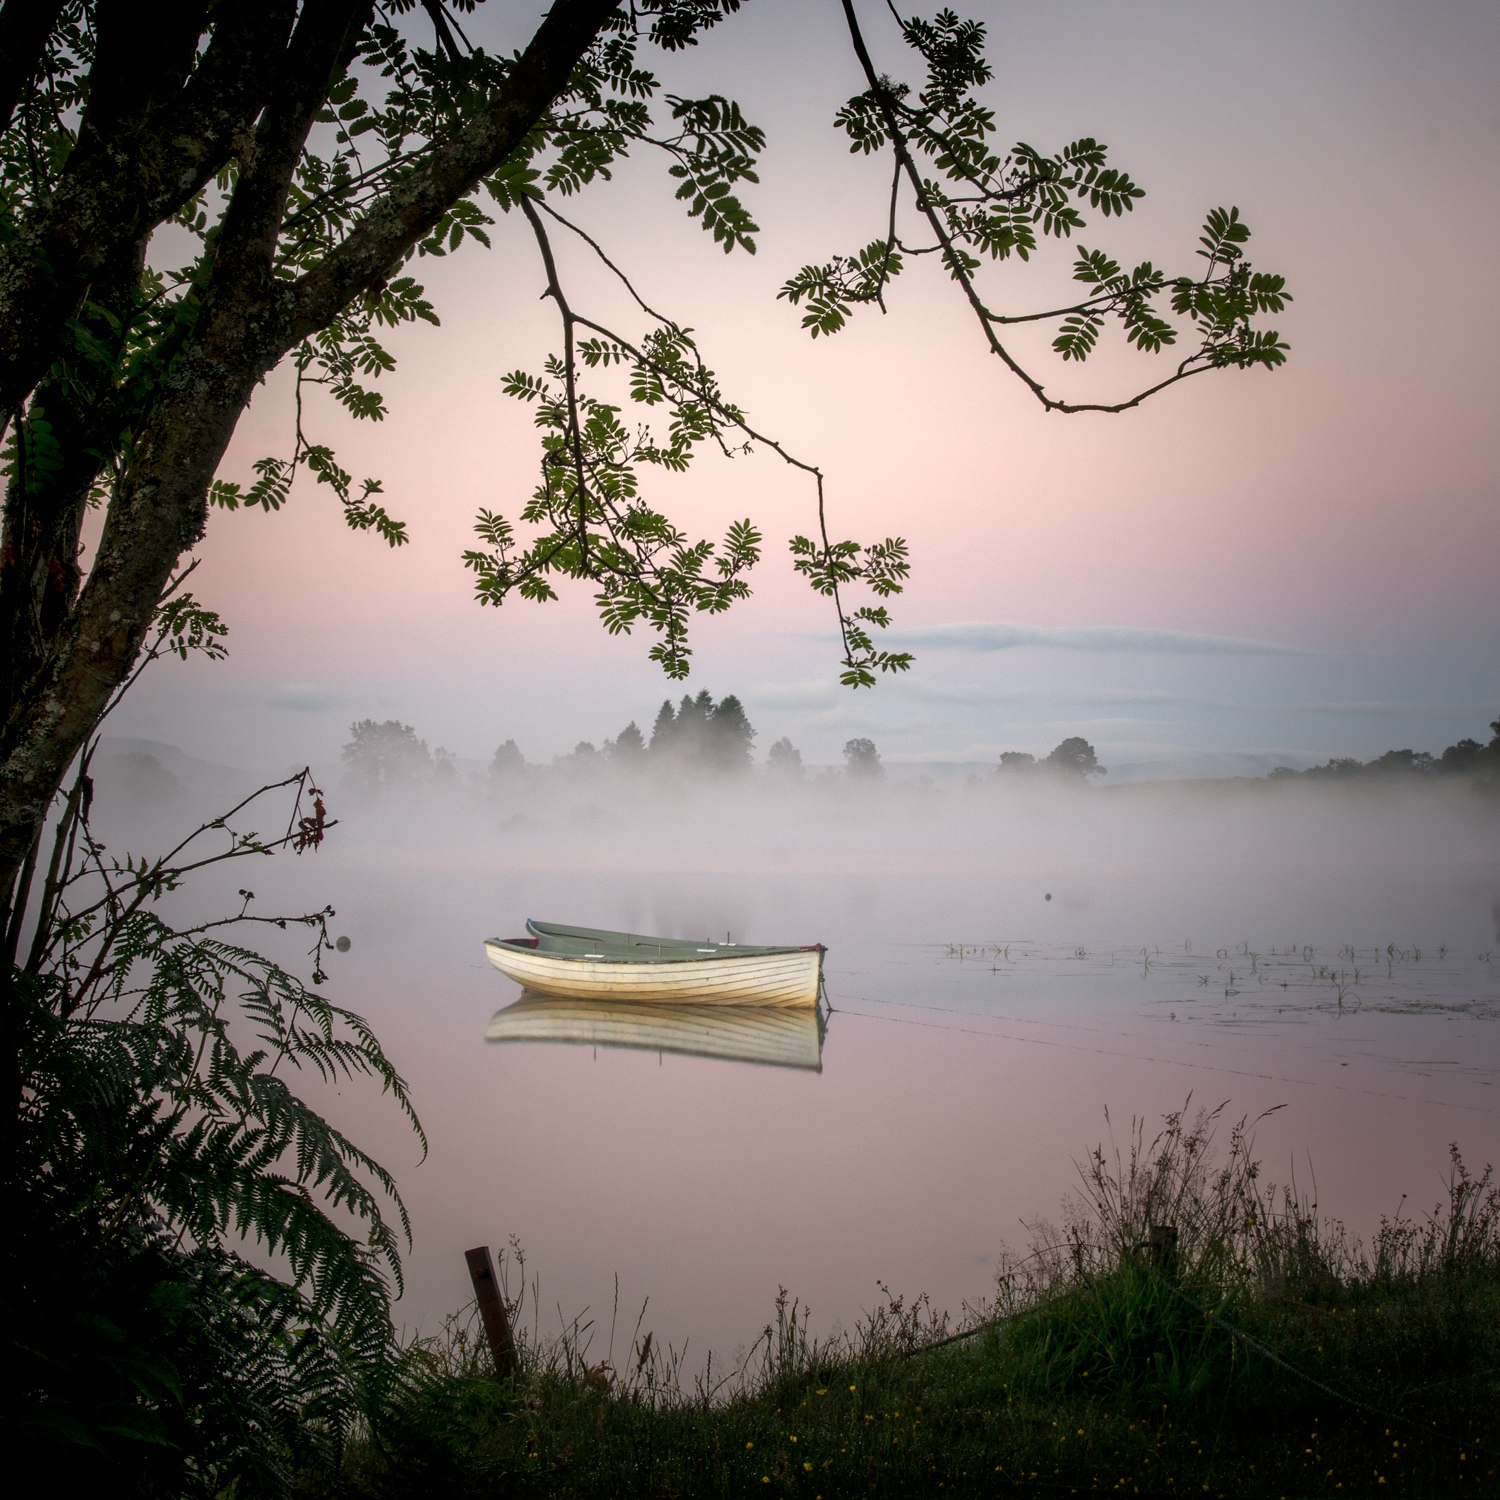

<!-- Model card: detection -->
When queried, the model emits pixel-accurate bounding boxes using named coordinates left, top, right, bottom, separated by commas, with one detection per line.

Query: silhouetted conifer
left=707, top=695, right=755, bottom=771
left=648, top=690, right=754, bottom=771
left=490, top=739, right=525, bottom=778
left=650, top=700, right=676, bottom=750
left=609, top=722, right=647, bottom=766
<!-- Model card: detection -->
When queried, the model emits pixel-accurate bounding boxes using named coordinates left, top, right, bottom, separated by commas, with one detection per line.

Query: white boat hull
left=483, top=940, right=822, bottom=1007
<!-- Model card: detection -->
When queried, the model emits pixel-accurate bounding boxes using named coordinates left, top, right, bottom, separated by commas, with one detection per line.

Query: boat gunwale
left=486, top=932, right=823, bottom=967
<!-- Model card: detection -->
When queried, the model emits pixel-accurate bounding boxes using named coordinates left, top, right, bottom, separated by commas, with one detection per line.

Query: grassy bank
left=331, top=1110, right=1500, bottom=1498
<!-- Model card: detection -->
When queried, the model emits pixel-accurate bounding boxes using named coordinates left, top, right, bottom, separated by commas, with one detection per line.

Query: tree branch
left=0, top=1, right=300, bottom=416
left=0, top=235, right=148, bottom=724
left=0, top=0, right=67, bottom=134
left=840, top=0, right=1053, bottom=407
left=520, top=196, right=592, bottom=571
left=211, top=0, right=372, bottom=292
left=283, top=0, right=625, bottom=346
left=839, top=0, right=1220, bottom=415
left=513, top=200, right=890, bottom=682
left=0, top=0, right=627, bottom=889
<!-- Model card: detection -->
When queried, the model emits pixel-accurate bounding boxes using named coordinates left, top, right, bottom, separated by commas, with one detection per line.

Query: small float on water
left=483, top=919, right=824, bottom=1008
left=486, top=992, right=825, bottom=1071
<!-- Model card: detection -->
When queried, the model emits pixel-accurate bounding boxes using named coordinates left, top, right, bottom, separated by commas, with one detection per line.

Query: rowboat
left=486, top=992, right=825, bottom=1071
left=483, top=919, right=824, bottom=1007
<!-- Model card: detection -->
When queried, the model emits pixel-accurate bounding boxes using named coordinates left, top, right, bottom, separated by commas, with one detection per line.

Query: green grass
left=327, top=1112, right=1500, bottom=1498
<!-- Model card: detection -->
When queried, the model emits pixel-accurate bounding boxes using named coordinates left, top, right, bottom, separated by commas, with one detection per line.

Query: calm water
left=112, top=776, right=1500, bottom=1368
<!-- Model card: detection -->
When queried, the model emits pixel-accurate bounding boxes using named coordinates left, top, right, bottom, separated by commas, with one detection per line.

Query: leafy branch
left=461, top=196, right=911, bottom=686
left=204, top=291, right=427, bottom=546
left=194, top=8, right=766, bottom=565
left=778, top=2, right=1291, bottom=411
left=2, top=4, right=907, bottom=690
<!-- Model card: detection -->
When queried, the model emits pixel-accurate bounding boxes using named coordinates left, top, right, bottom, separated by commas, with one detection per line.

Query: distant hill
left=95, top=738, right=252, bottom=809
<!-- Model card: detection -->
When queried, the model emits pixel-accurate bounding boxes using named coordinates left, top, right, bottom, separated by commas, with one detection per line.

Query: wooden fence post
left=465, top=1244, right=519, bottom=1379
left=1146, top=1224, right=1179, bottom=1276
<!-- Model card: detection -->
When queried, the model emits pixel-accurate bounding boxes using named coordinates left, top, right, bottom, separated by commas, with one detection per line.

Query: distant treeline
left=1268, top=717, right=1500, bottom=782
left=339, top=692, right=889, bottom=791
left=340, top=706, right=1500, bottom=795
left=994, top=736, right=1107, bottom=780
left=502, top=691, right=777, bottom=777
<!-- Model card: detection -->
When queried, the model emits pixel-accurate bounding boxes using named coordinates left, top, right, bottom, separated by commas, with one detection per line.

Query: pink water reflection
left=306, top=842, right=1499, bottom=1369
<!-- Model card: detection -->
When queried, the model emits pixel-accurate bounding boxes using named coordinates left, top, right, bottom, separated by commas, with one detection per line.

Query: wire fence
left=897, top=1259, right=1470, bottom=1437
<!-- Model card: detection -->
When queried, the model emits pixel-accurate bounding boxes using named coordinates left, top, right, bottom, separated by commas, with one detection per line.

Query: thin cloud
left=898, top=681, right=1249, bottom=710
left=884, top=621, right=1309, bottom=656
left=1288, top=700, right=1496, bottom=717
left=266, top=682, right=338, bottom=713
left=750, top=678, right=1278, bottom=714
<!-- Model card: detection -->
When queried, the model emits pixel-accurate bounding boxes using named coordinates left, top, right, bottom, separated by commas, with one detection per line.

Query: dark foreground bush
left=4, top=762, right=421, bottom=1496
left=335, top=1110, right=1500, bottom=1498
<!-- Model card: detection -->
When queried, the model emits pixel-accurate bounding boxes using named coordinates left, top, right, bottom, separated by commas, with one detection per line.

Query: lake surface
left=111, top=775, right=1500, bottom=1371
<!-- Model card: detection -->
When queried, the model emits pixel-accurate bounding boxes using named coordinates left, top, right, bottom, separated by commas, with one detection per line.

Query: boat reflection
left=486, top=990, right=827, bottom=1072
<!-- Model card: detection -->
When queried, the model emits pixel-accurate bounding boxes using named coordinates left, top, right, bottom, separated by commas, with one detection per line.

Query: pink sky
left=109, top=0, right=1500, bottom=775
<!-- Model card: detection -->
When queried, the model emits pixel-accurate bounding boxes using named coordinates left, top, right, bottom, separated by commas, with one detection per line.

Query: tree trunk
left=0, top=0, right=624, bottom=898
left=0, top=237, right=147, bottom=727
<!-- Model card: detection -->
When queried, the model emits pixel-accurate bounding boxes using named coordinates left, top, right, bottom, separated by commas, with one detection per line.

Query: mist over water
left=87, top=748, right=1500, bottom=1369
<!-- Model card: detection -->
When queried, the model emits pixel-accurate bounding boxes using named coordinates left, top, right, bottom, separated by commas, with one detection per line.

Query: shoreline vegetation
left=339, top=1106, right=1500, bottom=1498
